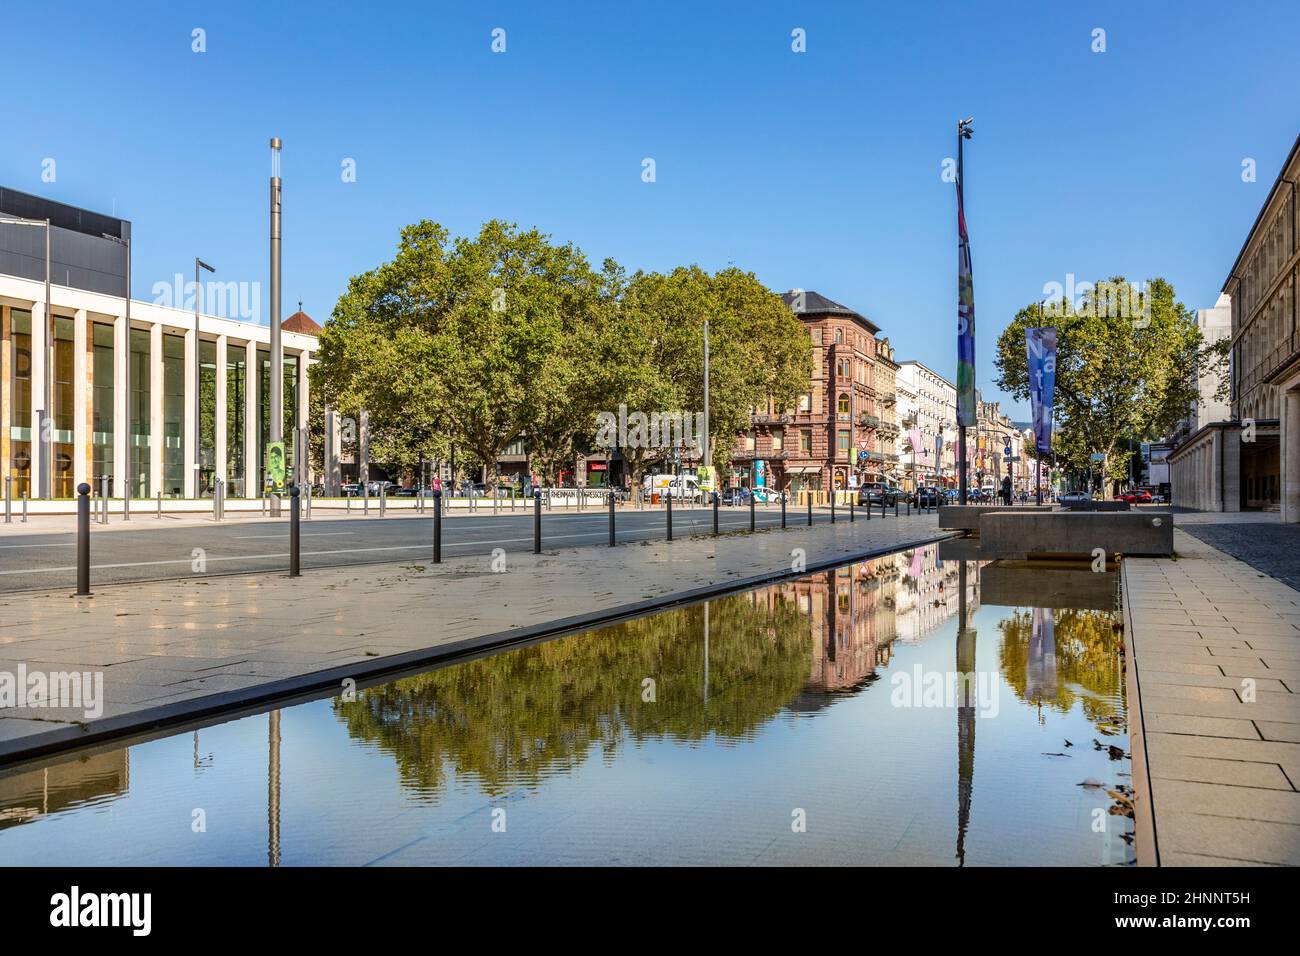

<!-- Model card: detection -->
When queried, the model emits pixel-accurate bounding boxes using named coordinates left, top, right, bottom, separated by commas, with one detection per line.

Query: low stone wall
left=980, top=511, right=1173, bottom=558
left=937, top=504, right=1052, bottom=531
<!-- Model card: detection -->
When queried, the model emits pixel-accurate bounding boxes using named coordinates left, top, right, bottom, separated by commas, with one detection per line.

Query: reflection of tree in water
left=996, top=608, right=1124, bottom=725
left=334, top=592, right=813, bottom=797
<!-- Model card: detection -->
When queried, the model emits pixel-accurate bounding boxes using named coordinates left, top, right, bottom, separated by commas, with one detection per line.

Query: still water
left=0, top=546, right=1134, bottom=866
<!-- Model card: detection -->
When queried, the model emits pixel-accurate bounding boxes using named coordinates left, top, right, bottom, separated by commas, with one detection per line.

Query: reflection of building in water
left=894, top=547, right=977, bottom=643
left=0, top=749, right=129, bottom=830
left=755, top=559, right=900, bottom=696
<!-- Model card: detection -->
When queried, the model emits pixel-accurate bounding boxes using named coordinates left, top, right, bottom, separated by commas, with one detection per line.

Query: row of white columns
left=19, top=303, right=309, bottom=499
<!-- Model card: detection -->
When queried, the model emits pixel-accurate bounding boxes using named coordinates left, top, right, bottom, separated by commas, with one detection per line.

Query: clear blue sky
left=4, top=0, right=1297, bottom=416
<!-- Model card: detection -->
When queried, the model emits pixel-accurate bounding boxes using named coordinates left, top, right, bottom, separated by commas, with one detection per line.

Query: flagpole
left=956, top=118, right=974, bottom=505
left=1036, top=301, right=1043, bottom=506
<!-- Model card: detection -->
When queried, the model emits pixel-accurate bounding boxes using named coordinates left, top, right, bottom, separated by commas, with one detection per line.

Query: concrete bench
left=979, top=510, right=1173, bottom=559
left=1063, top=500, right=1130, bottom=512
left=937, top=504, right=1053, bottom=531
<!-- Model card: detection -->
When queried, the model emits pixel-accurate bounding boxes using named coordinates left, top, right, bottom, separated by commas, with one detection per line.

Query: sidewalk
left=1123, top=528, right=1300, bottom=866
left=0, top=513, right=953, bottom=764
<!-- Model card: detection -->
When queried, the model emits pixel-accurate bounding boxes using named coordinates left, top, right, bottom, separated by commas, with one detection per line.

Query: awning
left=785, top=465, right=822, bottom=475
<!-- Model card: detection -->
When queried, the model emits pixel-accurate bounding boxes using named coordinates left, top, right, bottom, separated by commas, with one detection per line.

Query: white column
left=215, top=334, right=227, bottom=490
left=29, top=300, right=46, bottom=496
left=73, top=309, right=89, bottom=490
left=113, top=313, right=129, bottom=496
left=245, top=339, right=258, bottom=497
left=183, top=326, right=196, bottom=497
left=150, top=323, right=164, bottom=496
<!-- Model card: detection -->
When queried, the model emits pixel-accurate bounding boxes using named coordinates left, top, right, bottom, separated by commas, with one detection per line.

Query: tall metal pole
left=123, top=227, right=131, bottom=518
left=702, top=318, right=710, bottom=485
left=269, top=137, right=283, bottom=516
left=41, top=219, right=51, bottom=499
left=957, top=124, right=969, bottom=506
left=194, top=258, right=214, bottom=500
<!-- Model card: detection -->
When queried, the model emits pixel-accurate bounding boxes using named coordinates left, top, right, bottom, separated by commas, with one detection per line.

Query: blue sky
left=3, top=0, right=1297, bottom=416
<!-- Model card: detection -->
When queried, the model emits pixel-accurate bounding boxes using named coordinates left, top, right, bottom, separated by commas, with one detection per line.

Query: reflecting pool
left=0, top=547, right=1134, bottom=866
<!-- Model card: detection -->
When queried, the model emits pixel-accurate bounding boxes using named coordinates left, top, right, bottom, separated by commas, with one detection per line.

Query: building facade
left=896, top=360, right=956, bottom=491
left=1, top=189, right=318, bottom=500
left=874, top=338, right=902, bottom=485
left=734, top=290, right=883, bottom=496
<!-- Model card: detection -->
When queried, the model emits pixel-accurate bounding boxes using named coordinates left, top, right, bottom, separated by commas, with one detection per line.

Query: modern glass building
left=1, top=188, right=319, bottom=499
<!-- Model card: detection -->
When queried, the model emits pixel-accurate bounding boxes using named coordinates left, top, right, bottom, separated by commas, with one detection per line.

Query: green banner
left=266, top=441, right=286, bottom=493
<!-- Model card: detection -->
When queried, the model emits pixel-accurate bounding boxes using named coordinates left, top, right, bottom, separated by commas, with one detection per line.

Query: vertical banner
left=1025, top=327, right=1057, bottom=455
left=956, top=175, right=977, bottom=427
left=909, top=427, right=927, bottom=464
left=266, top=441, right=286, bottom=494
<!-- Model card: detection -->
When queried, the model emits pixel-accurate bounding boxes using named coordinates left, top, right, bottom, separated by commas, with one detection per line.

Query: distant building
left=896, top=360, right=956, bottom=490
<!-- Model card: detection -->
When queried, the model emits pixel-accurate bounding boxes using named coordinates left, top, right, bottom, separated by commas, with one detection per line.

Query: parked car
left=1058, top=490, right=1092, bottom=506
left=857, top=482, right=898, bottom=507
left=340, top=483, right=362, bottom=497
left=911, top=486, right=942, bottom=507
left=720, top=486, right=752, bottom=506
left=1117, top=489, right=1153, bottom=504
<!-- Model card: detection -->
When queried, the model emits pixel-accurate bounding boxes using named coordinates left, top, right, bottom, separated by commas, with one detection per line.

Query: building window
left=198, top=340, right=217, bottom=497
left=838, top=430, right=851, bottom=457
left=226, top=345, right=245, bottom=496
left=800, top=429, right=812, bottom=454
left=745, top=430, right=755, bottom=452
left=163, top=333, right=185, bottom=497
left=52, top=317, right=75, bottom=497
left=837, top=393, right=850, bottom=415
left=92, top=323, right=114, bottom=489
left=129, top=328, right=150, bottom=498
left=799, top=393, right=812, bottom=413
left=834, top=328, right=843, bottom=343
left=8, top=309, right=32, bottom=497
left=772, top=432, right=784, bottom=454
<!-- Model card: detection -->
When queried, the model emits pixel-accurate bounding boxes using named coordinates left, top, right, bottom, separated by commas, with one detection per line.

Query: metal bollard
left=213, top=480, right=221, bottom=521
left=75, top=483, right=92, bottom=596
left=347, top=493, right=352, bottom=514
left=5, top=476, right=10, bottom=523
left=363, top=484, right=369, bottom=516
left=894, top=497, right=899, bottom=517
left=289, top=486, right=301, bottom=577
left=807, top=493, right=812, bottom=527
left=100, top=475, right=109, bottom=524
left=305, top=485, right=311, bottom=521
left=713, top=492, right=720, bottom=535
left=533, top=489, right=542, bottom=554
left=781, top=492, right=786, bottom=529
left=22, top=491, right=28, bottom=522
left=749, top=491, right=755, bottom=532
left=263, top=494, right=268, bottom=516
left=831, top=491, right=836, bottom=524
left=433, top=490, right=442, bottom=563
left=850, top=494, right=855, bottom=522
left=666, top=490, right=673, bottom=542
left=608, top=488, right=616, bottom=547
left=379, top=484, right=387, bottom=517
left=157, top=491, right=163, bottom=518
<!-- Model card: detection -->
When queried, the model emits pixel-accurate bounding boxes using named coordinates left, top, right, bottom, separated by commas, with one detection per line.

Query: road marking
left=232, top=532, right=357, bottom=539
left=0, top=542, right=75, bottom=549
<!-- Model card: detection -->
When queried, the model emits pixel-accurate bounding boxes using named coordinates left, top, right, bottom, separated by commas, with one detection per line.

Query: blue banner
left=1026, top=326, right=1057, bottom=456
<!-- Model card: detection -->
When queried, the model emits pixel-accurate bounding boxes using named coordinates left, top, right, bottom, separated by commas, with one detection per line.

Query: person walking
left=1001, top=474, right=1013, bottom=506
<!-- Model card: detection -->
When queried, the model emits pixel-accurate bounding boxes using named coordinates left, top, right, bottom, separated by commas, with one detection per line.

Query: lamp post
left=194, top=258, right=214, bottom=499
left=269, top=137, right=284, bottom=516
left=956, top=116, right=974, bottom=506
left=2, top=216, right=51, bottom=497
left=100, top=229, right=132, bottom=516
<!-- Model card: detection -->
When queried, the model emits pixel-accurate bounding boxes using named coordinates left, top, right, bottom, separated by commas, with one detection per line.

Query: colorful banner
left=266, top=441, right=286, bottom=494
left=956, top=170, right=976, bottom=427
left=909, top=427, right=928, bottom=461
left=1026, top=326, right=1057, bottom=455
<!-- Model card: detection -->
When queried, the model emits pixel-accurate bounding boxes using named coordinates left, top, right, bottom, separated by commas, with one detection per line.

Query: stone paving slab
left=1123, top=529, right=1300, bottom=866
left=0, top=514, right=952, bottom=764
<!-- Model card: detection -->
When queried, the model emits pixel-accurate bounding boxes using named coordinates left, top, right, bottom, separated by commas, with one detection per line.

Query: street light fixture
left=195, top=258, right=215, bottom=498
left=1, top=216, right=51, bottom=497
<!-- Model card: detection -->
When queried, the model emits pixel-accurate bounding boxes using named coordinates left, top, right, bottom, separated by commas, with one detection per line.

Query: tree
left=994, top=277, right=1226, bottom=484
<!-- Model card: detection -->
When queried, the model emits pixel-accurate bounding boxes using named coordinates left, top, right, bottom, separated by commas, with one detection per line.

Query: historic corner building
left=0, top=187, right=320, bottom=501
left=734, top=290, right=897, bottom=496
left=1169, top=131, right=1298, bottom=515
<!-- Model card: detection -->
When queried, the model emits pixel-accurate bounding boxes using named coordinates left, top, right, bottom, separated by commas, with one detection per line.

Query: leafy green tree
left=994, top=277, right=1226, bottom=483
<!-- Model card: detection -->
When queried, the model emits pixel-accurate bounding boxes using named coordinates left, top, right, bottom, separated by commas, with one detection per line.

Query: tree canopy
left=310, top=220, right=811, bottom=487
left=993, top=277, right=1226, bottom=482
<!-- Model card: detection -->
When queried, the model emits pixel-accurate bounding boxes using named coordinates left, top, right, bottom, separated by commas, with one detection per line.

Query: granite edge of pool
left=0, top=530, right=961, bottom=771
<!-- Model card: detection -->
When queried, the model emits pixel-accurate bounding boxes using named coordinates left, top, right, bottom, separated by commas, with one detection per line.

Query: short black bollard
left=807, top=494, right=812, bottom=527
left=533, top=489, right=542, bottom=554
left=608, top=488, right=616, bottom=547
left=867, top=494, right=872, bottom=519
left=749, top=491, right=755, bottom=532
left=289, top=485, right=301, bottom=577
left=712, top=492, right=720, bottom=535
left=850, top=494, right=855, bottom=522
left=831, top=491, right=836, bottom=524
left=666, top=490, right=673, bottom=542
left=75, top=483, right=91, bottom=596
left=894, top=496, right=899, bottom=517
left=433, top=489, right=443, bottom=563
left=780, top=492, right=786, bottom=529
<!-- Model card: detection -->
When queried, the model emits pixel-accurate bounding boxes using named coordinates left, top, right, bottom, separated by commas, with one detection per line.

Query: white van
left=643, top=473, right=701, bottom=502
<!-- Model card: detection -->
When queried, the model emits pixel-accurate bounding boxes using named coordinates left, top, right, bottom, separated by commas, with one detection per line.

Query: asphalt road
left=0, top=502, right=927, bottom=593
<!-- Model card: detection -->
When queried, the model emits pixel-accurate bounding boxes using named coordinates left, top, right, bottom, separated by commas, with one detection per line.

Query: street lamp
left=194, top=258, right=215, bottom=498
left=101, top=229, right=131, bottom=516
left=1, top=216, right=51, bottom=497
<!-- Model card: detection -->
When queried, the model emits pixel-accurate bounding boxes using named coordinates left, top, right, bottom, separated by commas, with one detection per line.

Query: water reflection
left=0, top=548, right=1133, bottom=866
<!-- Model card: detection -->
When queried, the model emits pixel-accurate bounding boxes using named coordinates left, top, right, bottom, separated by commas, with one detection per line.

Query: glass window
left=799, top=393, right=812, bottom=413
left=198, top=340, right=217, bottom=497
left=8, top=309, right=32, bottom=497
left=52, top=318, right=74, bottom=497
left=129, top=329, right=150, bottom=498
left=226, top=345, right=246, bottom=496
left=92, top=323, right=114, bottom=491
left=772, top=433, right=783, bottom=453
left=163, top=334, right=184, bottom=497
left=800, top=429, right=812, bottom=454
left=838, top=393, right=850, bottom=415
left=837, top=430, right=851, bottom=457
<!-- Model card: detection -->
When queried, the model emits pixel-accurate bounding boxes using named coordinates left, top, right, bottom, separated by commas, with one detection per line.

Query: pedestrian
left=1001, top=474, right=1012, bottom=506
